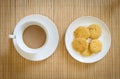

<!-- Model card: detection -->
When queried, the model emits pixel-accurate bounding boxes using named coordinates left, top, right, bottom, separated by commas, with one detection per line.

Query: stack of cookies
left=72, top=24, right=102, bottom=56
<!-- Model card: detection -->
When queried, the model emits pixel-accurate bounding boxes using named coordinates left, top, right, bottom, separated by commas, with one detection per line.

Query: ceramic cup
left=9, top=14, right=59, bottom=61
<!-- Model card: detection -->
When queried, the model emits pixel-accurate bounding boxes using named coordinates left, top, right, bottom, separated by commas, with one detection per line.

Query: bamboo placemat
left=0, top=0, right=120, bottom=79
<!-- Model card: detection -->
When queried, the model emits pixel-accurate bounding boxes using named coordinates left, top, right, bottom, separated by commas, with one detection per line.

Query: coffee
left=23, top=25, right=46, bottom=49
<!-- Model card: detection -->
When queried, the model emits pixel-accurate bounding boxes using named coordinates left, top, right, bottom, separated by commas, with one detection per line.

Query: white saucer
left=65, top=16, right=111, bottom=63
left=10, top=14, right=59, bottom=61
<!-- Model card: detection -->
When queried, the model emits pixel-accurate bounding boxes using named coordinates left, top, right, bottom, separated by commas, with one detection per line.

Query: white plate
left=65, top=16, right=111, bottom=63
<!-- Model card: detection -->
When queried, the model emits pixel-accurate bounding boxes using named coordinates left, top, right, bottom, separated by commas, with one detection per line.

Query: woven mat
left=0, top=0, right=120, bottom=79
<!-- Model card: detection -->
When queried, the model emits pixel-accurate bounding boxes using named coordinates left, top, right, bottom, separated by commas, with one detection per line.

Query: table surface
left=0, top=0, right=120, bottom=79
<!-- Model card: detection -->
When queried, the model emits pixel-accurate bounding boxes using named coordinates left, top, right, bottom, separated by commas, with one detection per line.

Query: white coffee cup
left=9, top=14, right=59, bottom=61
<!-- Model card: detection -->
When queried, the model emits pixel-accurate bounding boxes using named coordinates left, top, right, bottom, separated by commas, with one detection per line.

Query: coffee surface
left=23, top=25, right=46, bottom=49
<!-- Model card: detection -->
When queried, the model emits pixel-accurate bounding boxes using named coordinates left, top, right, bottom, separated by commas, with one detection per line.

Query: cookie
left=81, top=48, right=92, bottom=56
left=88, top=24, right=102, bottom=39
left=74, top=26, right=90, bottom=39
left=72, top=38, right=88, bottom=52
left=90, top=39, right=102, bottom=53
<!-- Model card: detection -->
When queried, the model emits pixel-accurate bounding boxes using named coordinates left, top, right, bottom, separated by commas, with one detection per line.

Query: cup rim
left=16, top=21, right=49, bottom=54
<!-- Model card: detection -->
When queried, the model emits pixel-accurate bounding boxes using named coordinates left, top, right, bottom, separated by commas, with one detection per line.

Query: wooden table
left=0, top=0, right=120, bottom=79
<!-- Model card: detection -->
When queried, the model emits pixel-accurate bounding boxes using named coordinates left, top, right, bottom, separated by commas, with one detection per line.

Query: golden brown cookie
left=72, top=38, right=88, bottom=52
left=88, top=24, right=102, bottom=39
left=81, top=48, right=92, bottom=56
left=74, top=26, right=90, bottom=39
left=90, top=39, right=102, bottom=53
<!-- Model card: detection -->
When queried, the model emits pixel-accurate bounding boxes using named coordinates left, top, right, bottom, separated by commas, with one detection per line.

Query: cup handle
left=9, top=34, right=16, bottom=39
